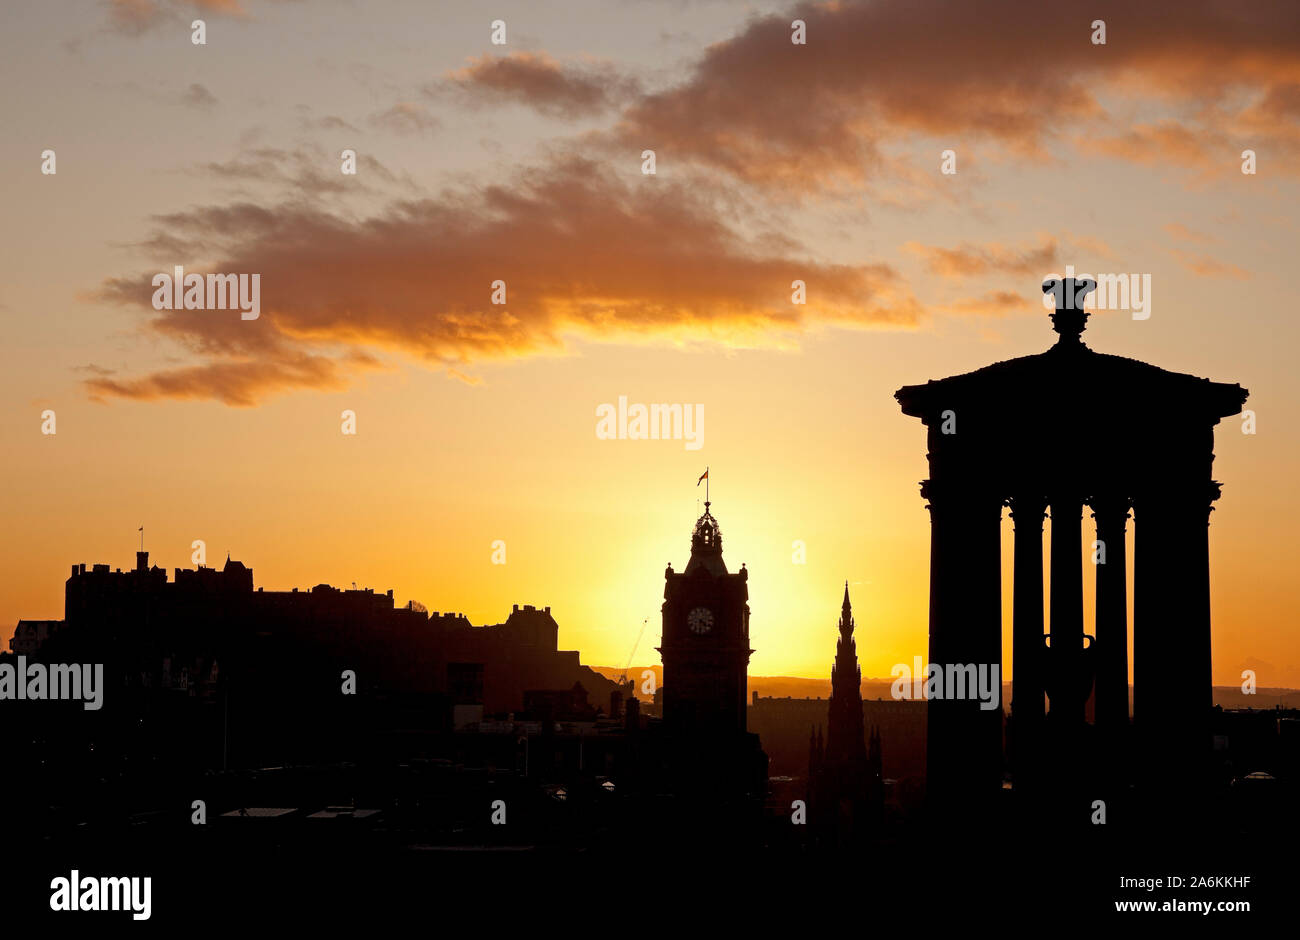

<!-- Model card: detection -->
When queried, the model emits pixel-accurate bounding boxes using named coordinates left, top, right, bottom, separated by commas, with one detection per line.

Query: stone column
left=1133, top=482, right=1217, bottom=786
left=922, top=480, right=1004, bottom=812
left=1008, top=495, right=1047, bottom=785
left=1047, top=497, right=1087, bottom=726
left=1091, top=496, right=1131, bottom=747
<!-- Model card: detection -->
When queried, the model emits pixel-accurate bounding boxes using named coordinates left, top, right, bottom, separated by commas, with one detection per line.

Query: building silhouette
left=659, top=500, right=751, bottom=736
left=807, top=584, right=883, bottom=841
left=657, top=499, right=767, bottom=796
left=8, top=619, right=62, bottom=655
left=749, top=694, right=925, bottom=781
left=18, top=550, right=621, bottom=769
left=7, top=461, right=1282, bottom=869
left=5, top=499, right=775, bottom=854
left=895, top=278, right=1249, bottom=816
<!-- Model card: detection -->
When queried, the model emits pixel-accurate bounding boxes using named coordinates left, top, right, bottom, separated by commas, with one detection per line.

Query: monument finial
left=1042, top=276, right=1097, bottom=345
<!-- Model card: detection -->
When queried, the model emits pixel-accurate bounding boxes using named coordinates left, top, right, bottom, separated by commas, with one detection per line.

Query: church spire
left=813, top=581, right=874, bottom=843
left=841, top=581, right=853, bottom=637
left=828, top=581, right=867, bottom=761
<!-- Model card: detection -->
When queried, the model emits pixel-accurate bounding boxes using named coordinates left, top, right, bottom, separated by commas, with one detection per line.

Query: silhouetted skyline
left=4, top=0, right=1298, bottom=922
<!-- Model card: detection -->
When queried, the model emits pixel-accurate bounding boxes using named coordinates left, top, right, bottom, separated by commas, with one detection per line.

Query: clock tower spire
left=657, top=494, right=753, bottom=738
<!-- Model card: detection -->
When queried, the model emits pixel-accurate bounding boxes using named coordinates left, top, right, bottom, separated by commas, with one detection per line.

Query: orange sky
left=1, top=0, right=1297, bottom=686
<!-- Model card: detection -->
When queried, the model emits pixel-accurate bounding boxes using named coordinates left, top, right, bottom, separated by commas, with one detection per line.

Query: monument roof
left=897, top=279, right=1247, bottom=424
left=896, top=340, right=1248, bottom=422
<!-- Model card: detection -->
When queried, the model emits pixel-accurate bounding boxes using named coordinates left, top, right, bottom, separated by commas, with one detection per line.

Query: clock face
left=687, top=606, right=714, bottom=634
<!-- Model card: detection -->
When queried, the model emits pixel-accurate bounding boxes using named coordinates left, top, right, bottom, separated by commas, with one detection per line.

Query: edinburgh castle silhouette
left=5, top=283, right=1297, bottom=887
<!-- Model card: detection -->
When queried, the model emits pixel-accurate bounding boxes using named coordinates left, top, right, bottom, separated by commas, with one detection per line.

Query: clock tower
left=657, top=500, right=753, bottom=737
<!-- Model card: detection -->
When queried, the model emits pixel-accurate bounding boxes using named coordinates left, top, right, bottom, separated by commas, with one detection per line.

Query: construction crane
left=620, top=617, right=649, bottom=690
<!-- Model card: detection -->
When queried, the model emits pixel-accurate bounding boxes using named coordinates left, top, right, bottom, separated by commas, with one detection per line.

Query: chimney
left=625, top=696, right=640, bottom=733
left=752, top=690, right=759, bottom=706
left=610, top=689, right=623, bottom=720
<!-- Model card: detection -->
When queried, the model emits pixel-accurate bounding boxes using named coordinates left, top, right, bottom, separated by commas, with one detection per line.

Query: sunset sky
left=2, top=0, right=1298, bottom=686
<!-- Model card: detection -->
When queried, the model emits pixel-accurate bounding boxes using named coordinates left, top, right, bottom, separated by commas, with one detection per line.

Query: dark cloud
left=904, top=238, right=1059, bottom=279
left=367, top=102, right=440, bottom=136
left=91, top=157, right=920, bottom=404
left=436, top=53, right=641, bottom=119
left=104, top=0, right=247, bottom=35
left=612, top=0, right=1300, bottom=190
left=180, top=82, right=218, bottom=109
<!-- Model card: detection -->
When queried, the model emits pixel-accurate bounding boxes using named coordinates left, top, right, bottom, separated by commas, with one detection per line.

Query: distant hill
left=591, top=666, right=1300, bottom=710
left=590, top=667, right=932, bottom=703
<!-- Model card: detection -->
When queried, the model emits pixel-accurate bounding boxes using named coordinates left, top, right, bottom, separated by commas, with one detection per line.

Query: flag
left=697, top=469, right=708, bottom=485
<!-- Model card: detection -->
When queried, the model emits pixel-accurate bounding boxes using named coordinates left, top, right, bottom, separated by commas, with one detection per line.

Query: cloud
left=1066, top=235, right=1117, bottom=260
left=437, top=53, right=641, bottom=119
left=1163, top=222, right=1215, bottom=244
left=90, top=157, right=921, bottom=404
left=904, top=237, right=1058, bottom=279
left=192, top=145, right=405, bottom=198
left=105, top=0, right=168, bottom=35
left=85, top=351, right=362, bottom=407
left=1170, top=249, right=1251, bottom=280
left=942, top=290, right=1029, bottom=317
left=196, top=0, right=246, bottom=13
left=1078, top=120, right=1227, bottom=173
left=367, top=102, right=440, bottom=136
left=298, top=113, right=361, bottom=135
left=611, top=0, right=1300, bottom=191
left=181, top=82, right=218, bottom=109
left=105, top=0, right=247, bottom=34
left=73, top=364, right=117, bottom=378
